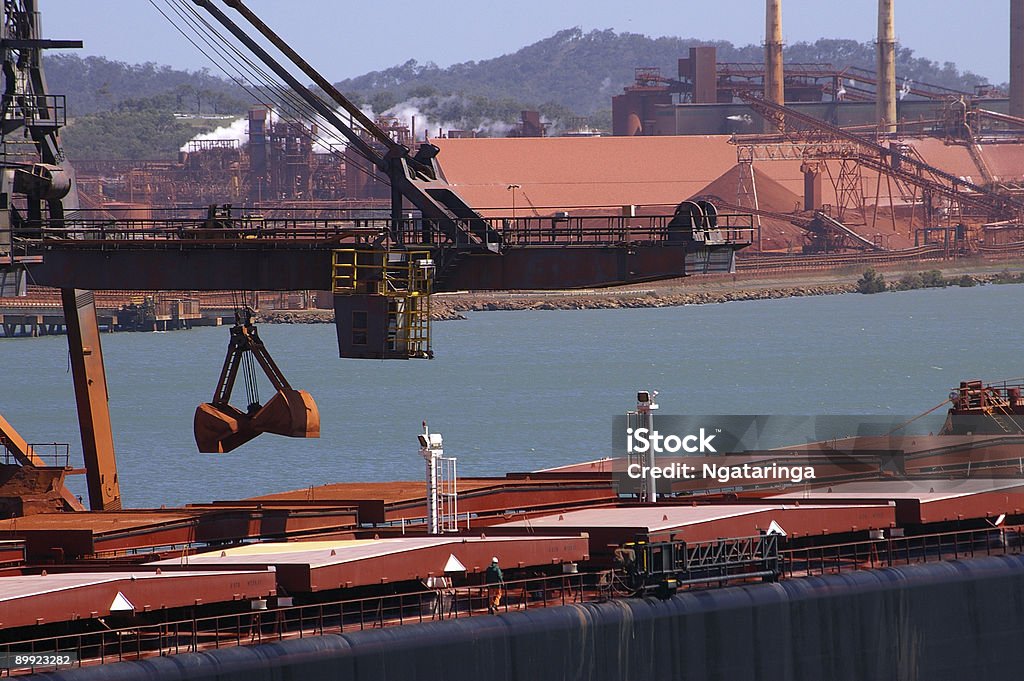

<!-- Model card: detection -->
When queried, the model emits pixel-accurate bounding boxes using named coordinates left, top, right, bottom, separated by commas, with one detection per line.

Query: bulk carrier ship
left=0, top=1, right=1023, bottom=680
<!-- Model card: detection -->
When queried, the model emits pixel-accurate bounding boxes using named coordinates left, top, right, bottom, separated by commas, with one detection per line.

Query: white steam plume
left=381, top=96, right=526, bottom=139
left=382, top=101, right=437, bottom=141
left=179, top=117, right=249, bottom=152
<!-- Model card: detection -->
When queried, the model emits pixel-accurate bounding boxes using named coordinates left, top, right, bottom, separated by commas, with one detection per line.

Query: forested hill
left=43, top=29, right=993, bottom=159
left=47, top=29, right=993, bottom=119
left=44, top=54, right=247, bottom=117
left=336, top=28, right=994, bottom=115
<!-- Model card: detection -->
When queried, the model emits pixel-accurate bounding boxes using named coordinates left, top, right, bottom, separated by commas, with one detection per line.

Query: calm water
left=1, top=285, right=1022, bottom=507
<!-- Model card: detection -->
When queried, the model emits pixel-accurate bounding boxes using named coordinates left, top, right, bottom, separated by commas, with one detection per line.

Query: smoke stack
left=876, top=0, right=897, bottom=134
left=1012, top=0, right=1024, bottom=117
left=765, top=0, right=784, bottom=127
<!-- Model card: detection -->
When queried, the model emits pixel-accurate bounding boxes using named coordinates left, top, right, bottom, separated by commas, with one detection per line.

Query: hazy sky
left=43, top=1, right=1012, bottom=84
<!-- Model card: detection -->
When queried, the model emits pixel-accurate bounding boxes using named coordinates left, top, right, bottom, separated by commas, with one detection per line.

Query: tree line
left=45, top=30, right=995, bottom=159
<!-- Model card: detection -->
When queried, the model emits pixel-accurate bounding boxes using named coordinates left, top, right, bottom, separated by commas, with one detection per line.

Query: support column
left=876, top=0, right=897, bottom=134
left=764, top=0, right=784, bottom=132
left=61, top=288, right=121, bottom=511
left=801, top=162, right=822, bottom=211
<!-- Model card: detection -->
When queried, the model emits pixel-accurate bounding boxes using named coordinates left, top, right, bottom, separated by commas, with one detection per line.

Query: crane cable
left=176, top=0, right=359, bottom=158
left=160, top=0, right=361, bottom=155
left=150, top=1, right=308, bottom=124
left=148, top=0, right=391, bottom=187
left=154, top=0, right=338, bottom=144
left=229, top=290, right=261, bottom=413
left=165, top=0, right=392, bottom=185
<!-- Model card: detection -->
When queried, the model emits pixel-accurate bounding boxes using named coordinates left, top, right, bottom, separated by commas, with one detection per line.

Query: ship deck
left=0, top=569, right=275, bottom=628
left=149, top=535, right=590, bottom=592
left=494, top=502, right=897, bottom=550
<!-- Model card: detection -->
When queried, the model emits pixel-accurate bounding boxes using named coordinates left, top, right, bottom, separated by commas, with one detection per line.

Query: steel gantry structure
left=730, top=92, right=1024, bottom=249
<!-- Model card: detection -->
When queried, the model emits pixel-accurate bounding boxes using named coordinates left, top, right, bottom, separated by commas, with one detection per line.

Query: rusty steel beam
left=31, top=244, right=729, bottom=292
left=0, top=414, right=84, bottom=511
left=61, top=289, right=121, bottom=511
left=33, top=250, right=334, bottom=290
left=441, top=245, right=700, bottom=290
left=0, top=415, right=43, bottom=469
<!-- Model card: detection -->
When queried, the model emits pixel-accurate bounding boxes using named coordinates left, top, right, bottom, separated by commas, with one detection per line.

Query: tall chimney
left=1012, top=0, right=1024, bottom=117
left=765, top=0, right=784, bottom=123
left=876, top=0, right=897, bottom=134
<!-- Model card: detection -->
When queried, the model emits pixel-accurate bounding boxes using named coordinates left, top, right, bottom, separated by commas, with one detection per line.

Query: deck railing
left=0, top=527, right=1020, bottom=675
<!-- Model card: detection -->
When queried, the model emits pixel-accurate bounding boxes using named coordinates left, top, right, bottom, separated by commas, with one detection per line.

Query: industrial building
left=75, top=106, right=355, bottom=211
left=433, top=0, right=1024, bottom=254
left=66, top=0, right=1024, bottom=260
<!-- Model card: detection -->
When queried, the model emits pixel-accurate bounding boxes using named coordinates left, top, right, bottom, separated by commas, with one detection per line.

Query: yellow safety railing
left=331, top=248, right=359, bottom=293
left=332, top=248, right=433, bottom=359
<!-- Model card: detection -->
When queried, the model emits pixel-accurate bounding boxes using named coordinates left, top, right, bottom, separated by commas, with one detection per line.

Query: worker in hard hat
left=485, top=557, right=504, bottom=614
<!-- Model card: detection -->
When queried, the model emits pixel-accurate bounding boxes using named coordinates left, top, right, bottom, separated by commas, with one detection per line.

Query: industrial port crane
left=190, top=0, right=502, bottom=252
left=0, top=0, right=752, bottom=512
left=0, top=1, right=120, bottom=511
